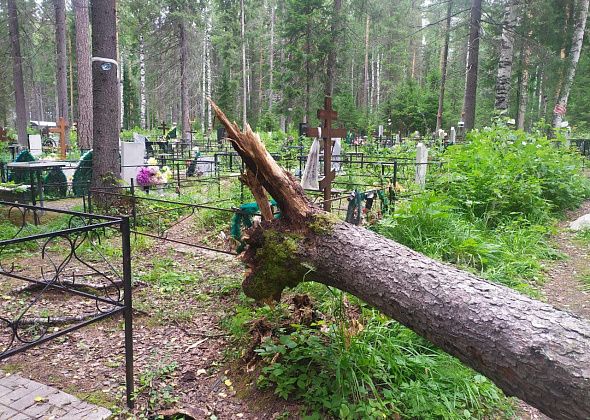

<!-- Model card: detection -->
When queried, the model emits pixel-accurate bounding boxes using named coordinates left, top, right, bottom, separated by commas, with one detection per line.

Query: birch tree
left=494, top=0, right=519, bottom=112
left=552, top=0, right=590, bottom=129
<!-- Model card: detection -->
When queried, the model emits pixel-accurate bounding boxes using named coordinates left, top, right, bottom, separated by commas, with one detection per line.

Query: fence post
left=121, top=216, right=135, bottom=409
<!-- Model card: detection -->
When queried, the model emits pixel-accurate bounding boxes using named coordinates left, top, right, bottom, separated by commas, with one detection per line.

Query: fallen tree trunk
left=209, top=100, right=590, bottom=420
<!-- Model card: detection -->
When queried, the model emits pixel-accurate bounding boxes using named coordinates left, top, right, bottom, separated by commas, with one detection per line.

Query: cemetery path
left=518, top=198, right=590, bottom=420
left=542, top=199, right=590, bottom=319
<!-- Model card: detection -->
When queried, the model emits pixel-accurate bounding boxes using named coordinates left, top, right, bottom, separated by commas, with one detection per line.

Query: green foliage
left=374, top=192, right=554, bottom=294
left=43, top=167, right=67, bottom=198
left=9, top=150, right=35, bottom=184
left=381, top=78, right=438, bottom=136
left=133, top=360, right=179, bottom=419
left=439, top=125, right=590, bottom=226
left=256, top=312, right=512, bottom=419
left=72, top=150, right=93, bottom=196
left=138, top=257, right=202, bottom=294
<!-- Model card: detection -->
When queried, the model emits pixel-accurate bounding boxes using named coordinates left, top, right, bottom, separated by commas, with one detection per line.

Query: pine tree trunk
left=376, top=53, right=381, bottom=108
left=517, top=35, right=532, bottom=130
left=74, top=0, right=93, bottom=150
left=209, top=100, right=590, bottom=420
left=54, top=0, right=70, bottom=143
left=68, top=35, right=75, bottom=123
left=179, top=17, right=190, bottom=141
left=241, top=0, right=248, bottom=128
left=325, top=0, right=341, bottom=97
left=140, top=35, right=147, bottom=130
left=268, top=2, right=275, bottom=109
left=462, top=0, right=482, bottom=130
left=494, top=0, right=518, bottom=111
left=90, top=0, right=120, bottom=194
left=205, top=1, right=212, bottom=132
left=552, top=0, right=590, bottom=129
left=7, top=0, right=28, bottom=147
left=362, top=15, right=370, bottom=109
left=436, top=0, right=452, bottom=131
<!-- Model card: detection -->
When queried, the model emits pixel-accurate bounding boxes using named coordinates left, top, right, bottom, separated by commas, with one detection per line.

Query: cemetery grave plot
left=0, top=131, right=448, bottom=417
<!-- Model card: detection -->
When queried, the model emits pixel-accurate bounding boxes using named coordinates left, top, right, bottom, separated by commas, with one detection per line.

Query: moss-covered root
left=241, top=229, right=312, bottom=301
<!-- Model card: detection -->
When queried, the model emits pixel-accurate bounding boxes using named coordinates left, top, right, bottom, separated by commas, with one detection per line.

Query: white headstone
left=378, top=125, right=384, bottom=138
left=450, top=127, right=456, bottom=144
left=121, top=141, right=146, bottom=185
left=415, top=142, right=428, bottom=188
left=196, top=156, right=216, bottom=175
left=28, top=134, right=43, bottom=157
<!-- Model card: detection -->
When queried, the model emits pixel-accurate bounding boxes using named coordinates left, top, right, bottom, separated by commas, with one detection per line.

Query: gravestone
left=415, top=142, right=428, bottom=188
left=28, top=134, right=43, bottom=157
left=121, top=141, right=146, bottom=185
left=196, top=156, right=216, bottom=175
left=378, top=125, right=384, bottom=138
left=450, top=127, right=456, bottom=144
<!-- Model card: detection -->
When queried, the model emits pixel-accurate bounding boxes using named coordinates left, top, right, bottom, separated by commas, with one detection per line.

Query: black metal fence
left=0, top=201, right=134, bottom=408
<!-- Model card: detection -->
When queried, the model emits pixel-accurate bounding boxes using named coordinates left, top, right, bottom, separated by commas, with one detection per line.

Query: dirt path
left=542, top=200, right=590, bottom=319
left=519, top=200, right=590, bottom=420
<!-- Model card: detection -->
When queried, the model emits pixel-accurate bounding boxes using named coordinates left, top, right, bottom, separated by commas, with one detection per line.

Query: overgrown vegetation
left=243, top=126, right=590, bottom=418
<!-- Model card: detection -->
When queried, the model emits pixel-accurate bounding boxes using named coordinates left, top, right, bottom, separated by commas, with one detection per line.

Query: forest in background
left=2, top=0, right=590, bottom=140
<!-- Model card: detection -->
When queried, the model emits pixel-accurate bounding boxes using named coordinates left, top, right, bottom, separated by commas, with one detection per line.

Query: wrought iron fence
left=0, top=201, right=134, bottom=408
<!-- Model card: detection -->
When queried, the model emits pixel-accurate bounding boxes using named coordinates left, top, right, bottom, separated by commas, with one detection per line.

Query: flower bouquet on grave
left=136, top=161, right=171, bottom=193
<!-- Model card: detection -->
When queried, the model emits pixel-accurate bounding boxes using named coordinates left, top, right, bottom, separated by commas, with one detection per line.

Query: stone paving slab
left=0, top=374, right=111, bottom=419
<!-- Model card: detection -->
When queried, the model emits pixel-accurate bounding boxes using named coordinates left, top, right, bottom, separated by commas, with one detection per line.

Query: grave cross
left=306, top=96, right=346, bottom=211
left=49, top=117, right=68, bottom=159
left=158, top=121, right=168, bottom=137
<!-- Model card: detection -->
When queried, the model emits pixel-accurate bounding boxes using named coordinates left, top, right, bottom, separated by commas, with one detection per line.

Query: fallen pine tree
left=209, top=100, right=590, bottom=420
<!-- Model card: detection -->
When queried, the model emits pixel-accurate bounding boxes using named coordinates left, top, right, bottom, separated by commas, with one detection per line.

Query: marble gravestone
left=28, top=134, right=43, bottom=157
left=121, top=141, right=146, bottom=185
left=415, top=142, right=428, bottom=188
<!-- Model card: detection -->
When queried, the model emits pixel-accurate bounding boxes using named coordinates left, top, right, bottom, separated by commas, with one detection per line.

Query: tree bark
left=517, top=33, right=532, bottom=130
left=552, top=0, right=590, bottom=129
left=179, top=16, right=190, bottom=141
left=494, top=0, right=518, bottom=112
left=54, top=0, right=70, bottom=143
left=209, top=99, right=590, bottom=420
left=462, top=0, right=482, bottom=130
left=7, top=0, right=28, bottom=147
left=90, top=0, right=120, bottom=194
left=436, top=0, right=452, bottom=131
left=241, top=0, right=248, bottom=128
left=362, top=14, right=370, bottom=109
left=268, top=2, right=275, bottom=109
left=324, top=0, right=342, bottom=97
left=74, top=0, right=93, bottom=150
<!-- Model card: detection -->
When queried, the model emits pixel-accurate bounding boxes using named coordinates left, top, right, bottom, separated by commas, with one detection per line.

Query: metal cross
left=158, top=121, right=168, bottom=137
left=306, top=96, right=346, bottom=211
left=49, top=117, right=68, bottom=159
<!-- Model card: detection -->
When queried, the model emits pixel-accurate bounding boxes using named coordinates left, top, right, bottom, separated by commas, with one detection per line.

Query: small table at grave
left=6, top=161, right=66, bottom=208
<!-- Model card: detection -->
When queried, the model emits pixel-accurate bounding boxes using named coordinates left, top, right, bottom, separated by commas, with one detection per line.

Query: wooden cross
left=49, top=117, right=68, bottom=159
left=306, top=96, right=346, bottom=211
left=158, top=121, right=168, bottom=137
